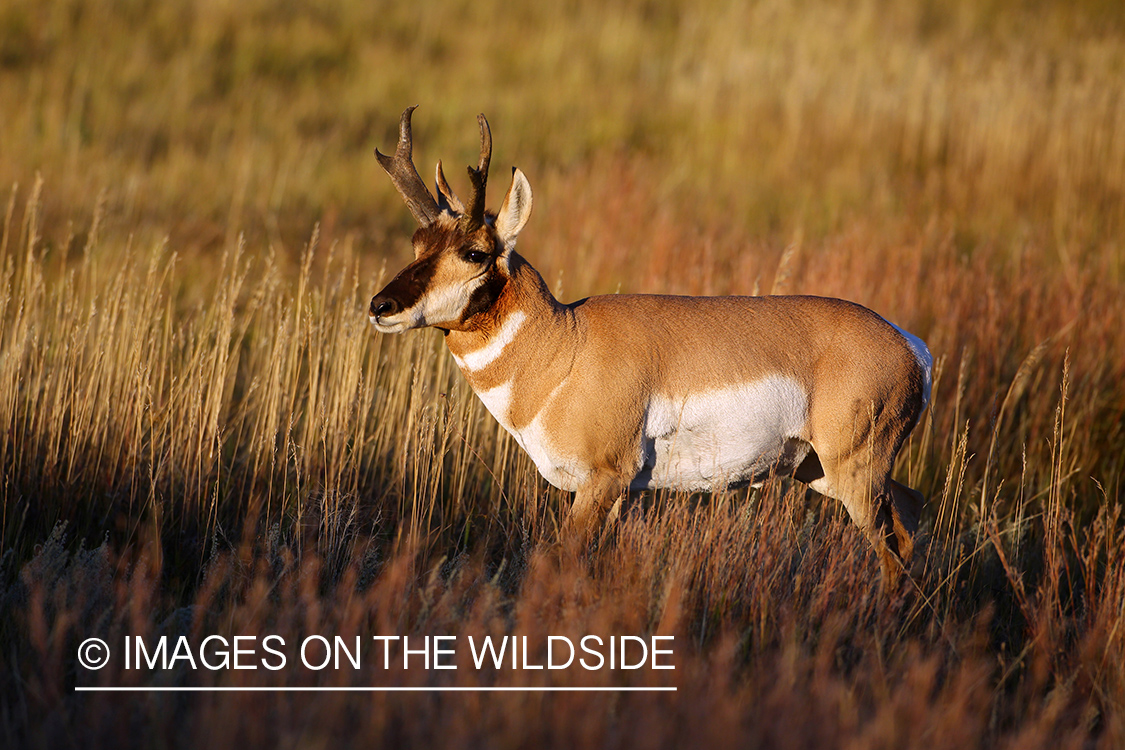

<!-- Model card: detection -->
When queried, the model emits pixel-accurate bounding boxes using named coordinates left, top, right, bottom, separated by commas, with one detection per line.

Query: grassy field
left=2, top=0, right=1124, bottom=746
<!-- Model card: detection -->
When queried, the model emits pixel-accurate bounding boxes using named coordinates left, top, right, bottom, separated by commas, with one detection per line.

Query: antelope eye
left=464, top=250, right=490, bottom=264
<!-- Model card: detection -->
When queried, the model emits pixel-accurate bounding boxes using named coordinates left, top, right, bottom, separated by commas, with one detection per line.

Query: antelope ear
left=495, top=168, right=533, bottom=251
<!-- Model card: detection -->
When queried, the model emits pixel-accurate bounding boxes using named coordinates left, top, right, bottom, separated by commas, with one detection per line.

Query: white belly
left=633, top=377, right=810, bottom=492
left=473, top=374, right=809, bottom=495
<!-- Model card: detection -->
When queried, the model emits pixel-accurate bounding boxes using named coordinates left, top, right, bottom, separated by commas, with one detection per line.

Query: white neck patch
left=453, top=310, right=527, bottom=372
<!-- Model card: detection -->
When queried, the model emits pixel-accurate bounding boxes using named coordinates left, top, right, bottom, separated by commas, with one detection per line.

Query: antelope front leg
left=564, top=472, right=629, bottom=544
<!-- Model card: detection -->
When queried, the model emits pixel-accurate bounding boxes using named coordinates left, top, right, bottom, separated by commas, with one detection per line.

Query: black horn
left=459, top=114, right=492, bottom=232
left=375, top=106, right=440, bottom=226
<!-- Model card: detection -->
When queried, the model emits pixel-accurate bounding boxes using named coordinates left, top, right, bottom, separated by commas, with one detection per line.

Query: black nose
left=370, top=296, right=398, bottom=318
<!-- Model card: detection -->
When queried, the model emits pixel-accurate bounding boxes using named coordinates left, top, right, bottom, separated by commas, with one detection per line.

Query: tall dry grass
left=1, top=0, right=1124, bottom=747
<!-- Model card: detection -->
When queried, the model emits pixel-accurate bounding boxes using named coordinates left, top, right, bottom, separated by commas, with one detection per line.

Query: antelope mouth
left=369, top=304, right=424, bottom=333
left=369, top=294, right=423, bottom=333
left=370, top=317, right=406, bottom=334
left=369, top=313, right=417, bottom=334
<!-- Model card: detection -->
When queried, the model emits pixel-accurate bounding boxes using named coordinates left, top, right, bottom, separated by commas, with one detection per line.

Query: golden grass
left=1, top=0, right=1124, bottom=746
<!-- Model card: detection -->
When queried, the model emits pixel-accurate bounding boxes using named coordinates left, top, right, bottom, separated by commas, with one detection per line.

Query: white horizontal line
left=75, top=686, right=676, bottom=693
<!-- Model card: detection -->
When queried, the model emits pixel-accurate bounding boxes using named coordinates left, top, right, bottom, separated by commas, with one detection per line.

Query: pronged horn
left=459, top=114, right=492, bottom=232
left=375, top=106, right=440, bottom=226
left=435, top=160, right=464, bottom=215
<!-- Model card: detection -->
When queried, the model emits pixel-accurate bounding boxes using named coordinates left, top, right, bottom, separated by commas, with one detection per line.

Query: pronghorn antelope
left=369, top=107, right=933, bottom=587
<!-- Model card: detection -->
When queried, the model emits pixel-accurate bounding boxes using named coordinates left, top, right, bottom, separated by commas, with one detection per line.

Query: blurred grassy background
left=3, top=0, right=1124, bottom=255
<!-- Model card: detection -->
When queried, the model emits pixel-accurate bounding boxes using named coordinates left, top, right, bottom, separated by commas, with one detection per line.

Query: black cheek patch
left=460, top=270, right=507, bottom=324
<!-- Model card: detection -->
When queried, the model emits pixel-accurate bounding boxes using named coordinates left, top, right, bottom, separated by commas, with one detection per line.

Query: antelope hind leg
left=871, top=481, right=924, bottom=590
left=887, top=479, right=924, bottom=566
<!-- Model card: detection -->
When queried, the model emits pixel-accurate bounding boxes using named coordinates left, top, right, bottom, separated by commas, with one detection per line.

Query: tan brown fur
left=370, top=109, right=929, bottom=590
left=440, top=252, right=927, bottom=587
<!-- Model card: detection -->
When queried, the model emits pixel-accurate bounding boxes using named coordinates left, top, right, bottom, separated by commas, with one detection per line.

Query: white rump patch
left=890, top=322, right=933, bottom=408
left=453, top=311, right=527, bottom=372
left=637, top=376, right=810, bottom=492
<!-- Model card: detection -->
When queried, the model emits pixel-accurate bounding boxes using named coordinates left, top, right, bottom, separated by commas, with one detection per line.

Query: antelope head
left=369, top=107, right=533, bottom=333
